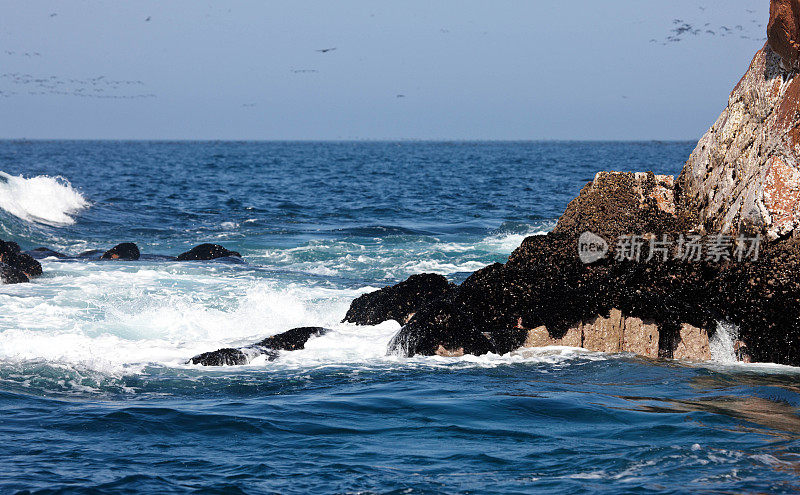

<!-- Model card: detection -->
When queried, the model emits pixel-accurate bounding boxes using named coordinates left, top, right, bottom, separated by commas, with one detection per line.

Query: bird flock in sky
left=0, top=7, right=771, bottom=104
left=0, top=11, right=157, bottom=101
left=651, top=7, right=765, bottom=45
left=0, top=73, right=156, bottom=99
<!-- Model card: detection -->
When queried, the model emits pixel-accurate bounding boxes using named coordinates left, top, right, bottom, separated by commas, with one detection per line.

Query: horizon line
left=0, top=138, right=701, bottom=143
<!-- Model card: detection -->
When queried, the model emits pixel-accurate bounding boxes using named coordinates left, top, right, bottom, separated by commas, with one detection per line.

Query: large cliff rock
left=768, top=0, right=800, bottom=69
left=678, top=41, right=800, bottom=240
left=378, top=2, right=800, bottom=366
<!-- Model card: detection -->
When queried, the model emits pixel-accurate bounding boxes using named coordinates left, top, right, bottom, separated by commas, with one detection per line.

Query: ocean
left=1, top=141, right=799, bottom=494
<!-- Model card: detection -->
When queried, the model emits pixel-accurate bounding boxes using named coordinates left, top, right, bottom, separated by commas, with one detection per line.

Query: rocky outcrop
left=343, top=273, right=455, bottom=326
left=384, top=173, right=800, bottom=364
left=554, top=171, right=683, bottom=240
left=189, top=327, right=330, bottom=366
left=376, top=1, right=800, bottom=366
left=678, top=42, right=800, bottom=239
left=0, top=239, right=42, bottom=283
left=177, top=244, right=241, bottom=261
left=769, top=0, right=800, bottom=69
left=188, top=347, right=258, bottom=367
left=101, top=242, right=140, bottom=260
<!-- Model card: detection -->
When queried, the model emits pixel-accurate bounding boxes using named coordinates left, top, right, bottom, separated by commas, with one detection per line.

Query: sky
left=0, top=0, right=769, bottom=141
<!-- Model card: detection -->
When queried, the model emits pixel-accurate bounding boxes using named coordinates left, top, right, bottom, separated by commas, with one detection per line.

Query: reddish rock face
left=769, top=0, right=800, bottom=69
left=678, top=44, right=800, bottom=240
left=763, top=156, right=800, bottom=237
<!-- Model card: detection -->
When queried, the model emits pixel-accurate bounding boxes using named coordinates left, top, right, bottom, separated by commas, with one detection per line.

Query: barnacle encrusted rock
left=678, top=42, right=800, bottom=240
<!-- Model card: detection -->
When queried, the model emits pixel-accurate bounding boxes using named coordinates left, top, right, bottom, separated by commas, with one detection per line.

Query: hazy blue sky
left=0, top=1, right=768, bottom=140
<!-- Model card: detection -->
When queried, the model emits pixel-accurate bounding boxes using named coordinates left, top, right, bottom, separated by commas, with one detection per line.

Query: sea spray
left=0, top=171, right=89, bottom=226
left=710, top=321, right=740, bottom=364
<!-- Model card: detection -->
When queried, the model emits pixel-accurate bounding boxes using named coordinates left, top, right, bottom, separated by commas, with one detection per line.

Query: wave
left=256, top=221, right=555, bottom=280
left=0, top=171, right=89, bottom=226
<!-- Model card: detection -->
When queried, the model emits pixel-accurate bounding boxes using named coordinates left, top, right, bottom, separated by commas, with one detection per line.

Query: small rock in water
left=0, top=262, right=29, bottom=284
left=189, top=327, right=330, bottom=366
left=189, top=348, right=251, bottom=366
left=177, top=243, right=241, bottom=261
left=1, top=239, right=43, bottom=279
left=101, top=242, right=140, bottom=260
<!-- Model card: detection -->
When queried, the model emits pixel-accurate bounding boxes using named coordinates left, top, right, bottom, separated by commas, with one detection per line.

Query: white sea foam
left=710, top=321, right=739, bottom=364
left=0, top=256, right=608, bottom=381
left=0, top=171, right=89, bottom=226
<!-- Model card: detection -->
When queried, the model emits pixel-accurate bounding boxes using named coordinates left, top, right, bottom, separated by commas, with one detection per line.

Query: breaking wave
left=0, top=171, right=89, bottom=226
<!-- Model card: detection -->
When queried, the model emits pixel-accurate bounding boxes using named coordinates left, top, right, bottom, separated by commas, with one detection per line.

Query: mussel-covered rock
left=188, top=327, right=330, bottom=366
left=1, top=239, right=42, bottom=280
left=188, top=348, right=258, bottom=366
left=0, top=262, right=29, bottom=284
left=343, top=273, right=454, bottom=326
left=177, top=244, right=242, bottom=261
left=101, top=242, right=140, bottom=261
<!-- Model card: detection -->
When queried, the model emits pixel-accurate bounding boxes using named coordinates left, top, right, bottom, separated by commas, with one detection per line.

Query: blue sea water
left=1, top=140, right=799, bottom=494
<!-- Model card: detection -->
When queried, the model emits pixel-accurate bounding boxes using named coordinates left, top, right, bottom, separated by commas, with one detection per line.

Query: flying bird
left=316, top=47, right=336, bottom=53
left=145, top=16, right=151, bottom=22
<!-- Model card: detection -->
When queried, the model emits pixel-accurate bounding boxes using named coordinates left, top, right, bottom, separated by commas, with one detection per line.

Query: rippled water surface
left=1, top=141, right=799, bottom=494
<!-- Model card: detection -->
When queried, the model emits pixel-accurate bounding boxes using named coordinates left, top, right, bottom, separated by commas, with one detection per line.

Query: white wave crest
left=0, top=171, right=89, bottom=226
left=710, top=321, right=739, bottom=364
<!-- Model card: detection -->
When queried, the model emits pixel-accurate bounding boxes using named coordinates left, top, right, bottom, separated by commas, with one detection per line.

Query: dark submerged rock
left=139, top=254, right=178, bottom=261
left=188, top=327, right=330, bottom=366
left=177, top=244, right=241, bottom=261
left=75, top=249, right=105, bottom=260
left=101, top=242, right=140, bottom=261
left=26, top=247, right=69, bottom=259
left=343, top=273, right=455, bottom=326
